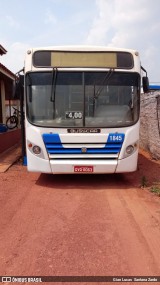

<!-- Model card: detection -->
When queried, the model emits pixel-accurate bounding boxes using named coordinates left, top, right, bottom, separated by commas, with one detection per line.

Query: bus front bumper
left=27, top=150, right=138, bottom=174
left=49, top=151, right=138, bottom=174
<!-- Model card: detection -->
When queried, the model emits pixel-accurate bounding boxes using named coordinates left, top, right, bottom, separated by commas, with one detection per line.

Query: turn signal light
left=28, top=143, right=32, bottom=148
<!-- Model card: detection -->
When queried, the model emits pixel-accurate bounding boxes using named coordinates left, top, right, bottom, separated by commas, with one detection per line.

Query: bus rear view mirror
left=142, top=76, right=149, bottom=93
left=13, top=75, right=24, bottom=99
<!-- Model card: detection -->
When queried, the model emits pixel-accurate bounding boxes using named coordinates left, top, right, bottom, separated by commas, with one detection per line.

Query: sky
left=0, top=0, right=160, bottom=82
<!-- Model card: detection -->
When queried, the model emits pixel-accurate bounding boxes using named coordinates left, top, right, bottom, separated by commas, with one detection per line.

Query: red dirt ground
left=0, top=149, right=160, bottom=284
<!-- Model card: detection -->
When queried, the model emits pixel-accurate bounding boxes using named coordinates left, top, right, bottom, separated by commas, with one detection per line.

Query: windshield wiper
left=92, top=68, right=114, bottom=115
left=50, top=68, right=58, bottom=102
left=94, top=68, right=114, bottom=99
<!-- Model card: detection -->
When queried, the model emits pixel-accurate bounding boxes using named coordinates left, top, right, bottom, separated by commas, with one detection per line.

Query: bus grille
left=42, top=133, right=124, bottom=159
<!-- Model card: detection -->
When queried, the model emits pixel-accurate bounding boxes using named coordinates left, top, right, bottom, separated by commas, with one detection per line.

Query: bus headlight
left=126, top=145, right=134, bottom=155
left=32, top=145, right=41, bottom=155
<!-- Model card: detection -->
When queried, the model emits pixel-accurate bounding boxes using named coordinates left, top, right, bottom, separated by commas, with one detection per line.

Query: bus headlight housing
left=124, top=141, right=138, bottom=158
left=27, top=140, right=45, bottom=158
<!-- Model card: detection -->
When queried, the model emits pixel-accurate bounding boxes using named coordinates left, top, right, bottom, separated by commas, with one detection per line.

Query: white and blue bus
left=24, top=46, right=149, bottom=174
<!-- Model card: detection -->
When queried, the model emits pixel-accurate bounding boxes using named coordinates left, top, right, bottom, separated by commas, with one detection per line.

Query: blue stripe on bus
left=45, top=143, right=63, bottom=149
left=42, top=133, right=124, bottom=155
left=43, top=134, right=61, bottom=144
left=45, top=143, right=122, bottom=149
left=107, top=133, right=125, bottom=144
left=48, top=148, right=121, bottom=154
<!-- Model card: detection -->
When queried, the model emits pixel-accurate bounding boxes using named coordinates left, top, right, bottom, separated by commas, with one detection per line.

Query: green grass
left=150, top=184, right=160, bottom=196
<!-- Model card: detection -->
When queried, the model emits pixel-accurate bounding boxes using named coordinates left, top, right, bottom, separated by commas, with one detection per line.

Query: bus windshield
left=26, top=71, right=140, bottom=128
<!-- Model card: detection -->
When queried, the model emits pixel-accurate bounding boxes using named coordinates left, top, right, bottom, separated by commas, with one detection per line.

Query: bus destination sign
left=67, top=128, right=101, bottom=133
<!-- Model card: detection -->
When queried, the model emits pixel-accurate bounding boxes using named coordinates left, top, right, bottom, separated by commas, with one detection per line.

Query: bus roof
left=29, top=45, right=138, bottom=55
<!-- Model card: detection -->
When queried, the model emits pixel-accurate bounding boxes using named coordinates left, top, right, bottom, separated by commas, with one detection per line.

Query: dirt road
left=0, top=151, right=160, bottom=283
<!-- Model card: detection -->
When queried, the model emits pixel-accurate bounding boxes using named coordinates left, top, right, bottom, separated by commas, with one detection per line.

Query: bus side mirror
left=13, top=75, right=24, bottom=99
left=142, top=76, right=149, bottom=93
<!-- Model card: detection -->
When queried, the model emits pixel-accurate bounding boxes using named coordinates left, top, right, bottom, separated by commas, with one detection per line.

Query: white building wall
left=140, top=91, right=160, bottom=159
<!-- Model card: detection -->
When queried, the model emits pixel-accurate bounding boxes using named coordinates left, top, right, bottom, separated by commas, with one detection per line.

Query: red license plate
left=74, top=166, right=94, bottom=173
